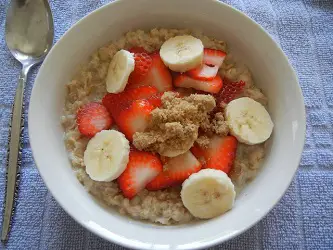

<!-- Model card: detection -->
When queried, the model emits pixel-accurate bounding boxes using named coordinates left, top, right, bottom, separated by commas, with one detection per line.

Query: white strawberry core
left=204, top=55, right=225, bottom=68
left=131, top=116, right=148, bottom=132
left=91, top=118, right=107, bottom=130
left=133, top=166, right=158, bottom=190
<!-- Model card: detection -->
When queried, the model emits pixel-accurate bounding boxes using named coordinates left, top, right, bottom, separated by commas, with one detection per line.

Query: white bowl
left=28, top=0, right=305, bottom=249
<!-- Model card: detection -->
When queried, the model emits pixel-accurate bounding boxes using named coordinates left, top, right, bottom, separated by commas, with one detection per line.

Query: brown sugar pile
left=203, top=112, right=229, bottom=136
left=195, top=112, right=229, bottom=148
left=133, top=92, right=229, bottom=157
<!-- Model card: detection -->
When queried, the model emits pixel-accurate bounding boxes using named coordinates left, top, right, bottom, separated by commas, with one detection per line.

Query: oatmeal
left=62, top=28, right=272, bottom=225
left=76, top=169, right=194, bottom=224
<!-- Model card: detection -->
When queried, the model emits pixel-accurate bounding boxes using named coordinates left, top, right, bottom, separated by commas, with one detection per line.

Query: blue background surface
left=0, top=0, right=332, bottom=249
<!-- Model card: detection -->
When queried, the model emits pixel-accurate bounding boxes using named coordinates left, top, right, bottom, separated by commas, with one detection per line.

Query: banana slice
left=160, top=35, right=204, bottom=72
left=106, top=49, right=135, bottom=93
left=225, top=97, right=274, bottom=145
left=181, top=169, right=236, bottom=219
left=84, top=130, right=130, bottom=182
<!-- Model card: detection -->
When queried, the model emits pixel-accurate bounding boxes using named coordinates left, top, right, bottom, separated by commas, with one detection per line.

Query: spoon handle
left=1, top=66, right=29, bottom=242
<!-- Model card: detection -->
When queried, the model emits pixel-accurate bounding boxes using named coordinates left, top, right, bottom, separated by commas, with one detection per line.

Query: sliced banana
left=106, top=49, right=135, bottom=93
left=225, top=97, right=273, bottom=145
left=181, top=169, right=236, bottom=219
left=160, top=35, right=204, bottom=72
left=84, top=130, right=130, bottom=182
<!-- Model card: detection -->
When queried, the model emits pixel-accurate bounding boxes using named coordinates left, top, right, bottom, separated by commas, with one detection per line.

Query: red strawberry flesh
left=144, top=52, right=173, bottom=92
left=191, top=135, right=237, bottom=174
left=187, top=64, right=219, bottom=80
left=203, top=48, right=226, bottom=67
left=128, top=52, right=173, bottom=92
left=118, top=150, right=163, bottom=199
left=76, top=102, right=112, bottom=137
left=216, top=78, right=246, bottom=104
left=146, top=151, right=201, bottom=191
left=102, top=86, right=158, bottom=120
left=116, top=99, right=154, bottom=141
left=128, top=52, right=153, bottom=86
left=174, top=74, right=223, bottom=94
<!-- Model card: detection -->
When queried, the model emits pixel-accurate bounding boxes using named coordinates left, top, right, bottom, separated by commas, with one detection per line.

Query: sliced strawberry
left=164, top=151, right=202, bottom=182
left=186, top=49, right=226, bottom=80
left=146, top=52, right=173, bottom=92
left=145, top=172, right=174, bottom=191
left=187, top=64, right=219, bottom=80
left=146, top=92, right=164, bottom=107
left=103, top=86, right=158, bottom=107
left=118, top=150, right=163, bottom=199
left=215, top=78, right=246, bottom=104
left=116, top=99, right=154, bottom=141
left=128, top=47, right=148, bottom=54
left=76, top=102, right=112, bottom=137
left=102, top=86, right=158, bottom=120
left=191, top=135, right=237, bottom=174
left=128, top=52, right=153, bottom=86
left=146, top=151, right=201, bottom=191
left=203, top=48, right=226, bottom=67
left=128, top=52, right=173, bottom=92
left=173, top=74, right=223, bottom=94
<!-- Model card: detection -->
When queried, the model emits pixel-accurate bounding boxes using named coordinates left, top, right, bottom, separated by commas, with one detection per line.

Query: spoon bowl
left=1, top=0, right=53, bottom=242
left=5, top=0, right=53, bottom=66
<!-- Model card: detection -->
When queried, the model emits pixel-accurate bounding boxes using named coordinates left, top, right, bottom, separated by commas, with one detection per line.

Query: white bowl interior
left=29, top=0, right=305, bottom=249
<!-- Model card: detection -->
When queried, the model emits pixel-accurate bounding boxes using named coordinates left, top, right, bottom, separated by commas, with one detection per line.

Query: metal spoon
left=2, top=0, right=54, bottom=242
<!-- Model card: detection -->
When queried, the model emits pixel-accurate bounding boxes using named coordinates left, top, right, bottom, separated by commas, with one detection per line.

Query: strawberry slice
left=146, top=151, right=201, bottom=191
left=102, top=86, right=158, bottom=120
left=186, top=49, right=226, bottom=80
left=128, top=47, right=148, bottom=54
left=118, top=150, right=163, bottom=199
left=76, top=102, right=112, bottom=137
left=127, top=52, right=173, bottom=92
left=128, top=52, right=153, bottom=85
left=203, top=48, right=226, bottom=67
left=187, top=64, right=219, bottom=80
left=146, top=92, right=164, bottom=107
left=174, top=74, right=223, bottom=94
left=215, top=78, right=246, bottom=104
left=116, top=99, right=154, bottom=141
left=191, top=135, right=237, bottom=174
left=147, top=52, right=173, bottom=92
left=145, top=172, right=175, bottom=191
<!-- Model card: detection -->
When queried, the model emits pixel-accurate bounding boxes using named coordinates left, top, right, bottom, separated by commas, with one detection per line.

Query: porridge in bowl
left=61, top=28, right=273, bottom=225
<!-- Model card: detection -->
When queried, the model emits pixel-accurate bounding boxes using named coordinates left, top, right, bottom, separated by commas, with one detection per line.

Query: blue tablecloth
left=0, top=0, right=332, bottom=249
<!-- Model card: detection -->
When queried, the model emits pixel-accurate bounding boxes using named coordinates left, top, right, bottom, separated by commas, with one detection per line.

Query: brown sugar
left=195, top=135, right=210, bottom=149
left=210, top=112, right=229, bottom=136
left=195, top=113, right=229, bottom=148
left=133, top=92, right=216, bottom=157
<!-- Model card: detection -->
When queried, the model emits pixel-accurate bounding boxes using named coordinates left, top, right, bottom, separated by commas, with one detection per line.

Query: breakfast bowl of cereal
left=28, top=0, right=305, bottom=249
